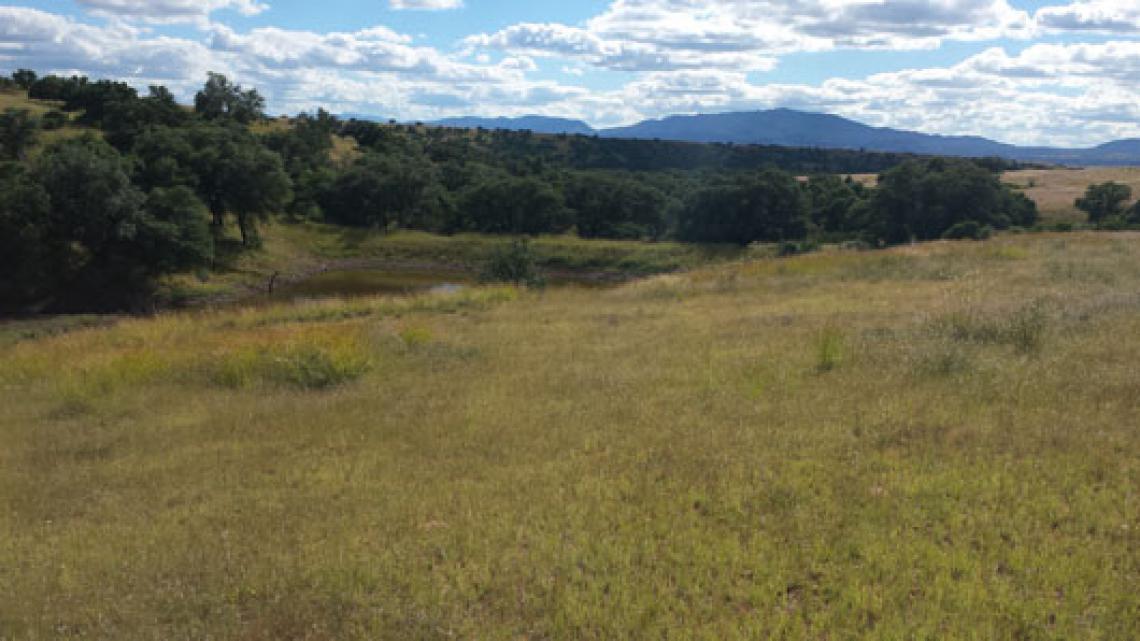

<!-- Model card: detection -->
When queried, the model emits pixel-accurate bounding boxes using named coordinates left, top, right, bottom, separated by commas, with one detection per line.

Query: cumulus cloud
left=389, top=0, right=463, bottom=10
left=1035, top=0, right=1140, bottom=33
left=466, top=0, right=1033, bottom=72
left=76, top=0, right=268, bottom=23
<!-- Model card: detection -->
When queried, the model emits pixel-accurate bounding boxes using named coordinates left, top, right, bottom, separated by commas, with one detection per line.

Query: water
left=271, top=267, right=623, bottom=301
left=274, top=269, right=473, bottom=300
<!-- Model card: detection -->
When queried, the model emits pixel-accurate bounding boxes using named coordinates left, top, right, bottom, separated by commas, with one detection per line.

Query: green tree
left=0, top=109, right=38, bottom=160
left=457, top=175, right=570, bottom=235
left=1076, top=182, right=1132, bottom=226
left=565, top=172, right=668, bottom=239
left=0, top=162, right=52, bottom=308
left=867, top=158, right=1036, bottom=244
left=132, top=124, right=290, bottom=245
left=11, top=69, right=37, bottom=90
left=194, top=72, right=266, bottom=125
left=220, top=142, right=292, bottom=247
left=21, top=137, right=213, bottom=310
left=805, top=174, right=866, bottom=236
left=677, top=168, right=808, bottom=245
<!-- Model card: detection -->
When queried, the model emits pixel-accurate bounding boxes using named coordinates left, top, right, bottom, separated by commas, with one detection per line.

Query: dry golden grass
left=1005, top=167, right=1140, bottom=223
left=2, top=233, right=1138, bottom=639
left=0, top=89, right=62, bottom=116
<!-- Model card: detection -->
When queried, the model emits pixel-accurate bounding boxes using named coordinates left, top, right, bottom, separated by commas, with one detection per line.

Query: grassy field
left=1005, top=167, right=1140, bottom=224
left=2, top=233, right=1137, bottom=639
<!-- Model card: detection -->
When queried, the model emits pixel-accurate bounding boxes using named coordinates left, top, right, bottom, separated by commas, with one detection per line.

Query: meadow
left=1, top=231, right=1137, bottom=639
left=1004, top=167, right=1140, bottom=224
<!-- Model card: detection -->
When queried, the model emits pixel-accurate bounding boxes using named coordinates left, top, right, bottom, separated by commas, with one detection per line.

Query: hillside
left=3, top=233, right=1138, bottom=638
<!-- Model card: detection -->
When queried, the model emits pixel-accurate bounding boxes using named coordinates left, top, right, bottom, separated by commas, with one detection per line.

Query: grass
left=1005, top=167, right=1140, bottom=224
left=2, top=232, right=1138, bottom=639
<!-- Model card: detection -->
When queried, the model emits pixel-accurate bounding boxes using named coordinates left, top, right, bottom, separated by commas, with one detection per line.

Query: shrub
left=40, top=110, right=68, bottom=131
left=942, top=221, right=993, bottom=240
left=481, top=239, right=545, bottom=287
left=209, top=343, right=371, bottom=390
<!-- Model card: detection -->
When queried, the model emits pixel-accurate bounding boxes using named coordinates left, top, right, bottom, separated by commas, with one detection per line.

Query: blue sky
left=3, top=0, right=1140, bottom=146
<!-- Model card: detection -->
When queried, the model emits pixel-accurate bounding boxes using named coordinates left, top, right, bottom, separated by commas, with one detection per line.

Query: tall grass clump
left=937, top=299, right=1051, bottom=355
left=814, top=327, right=846, bottom=373
left=208, top=338, right=373, bottom=390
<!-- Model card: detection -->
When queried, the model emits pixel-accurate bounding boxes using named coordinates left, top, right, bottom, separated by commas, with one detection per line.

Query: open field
left=2, top=233, right=1138, bottom=639
left=1005, top=167, right=1140, bottom=224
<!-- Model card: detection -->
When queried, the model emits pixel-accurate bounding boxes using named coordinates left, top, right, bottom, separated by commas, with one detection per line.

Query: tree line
left=1, top=68, right=1038, bottom=312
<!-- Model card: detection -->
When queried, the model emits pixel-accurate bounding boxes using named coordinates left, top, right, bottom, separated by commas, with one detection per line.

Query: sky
left=2, top=1, right=1140, bottom=146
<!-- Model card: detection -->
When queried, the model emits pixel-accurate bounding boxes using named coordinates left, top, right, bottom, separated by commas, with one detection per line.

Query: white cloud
left=76, top=0, right=268, bottom=23
left=389, top=0, right=463, bottom=10
left=466, top=0, right=1033, bottom=72
left=1035, top=0, right=1140, bottom=33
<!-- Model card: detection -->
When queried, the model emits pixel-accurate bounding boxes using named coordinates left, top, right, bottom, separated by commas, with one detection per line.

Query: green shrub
left=942, top=221, right=993, bottom=240
left=40, top=110, right=68, bottom=131
left=209, top=344, right=371, bottom=390
left=481, top=239, right=545, bottom=287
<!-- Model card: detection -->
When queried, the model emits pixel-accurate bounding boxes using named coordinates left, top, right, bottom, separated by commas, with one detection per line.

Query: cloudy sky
left=3, top=0, right=1140, bottom=146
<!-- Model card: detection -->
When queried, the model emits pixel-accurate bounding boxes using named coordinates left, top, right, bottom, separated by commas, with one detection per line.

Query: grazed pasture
left=1, top=233, right=1138, bottom=639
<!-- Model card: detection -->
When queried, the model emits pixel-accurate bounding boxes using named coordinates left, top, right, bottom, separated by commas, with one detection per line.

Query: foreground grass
left=2, top=233, right=1138, bottom=639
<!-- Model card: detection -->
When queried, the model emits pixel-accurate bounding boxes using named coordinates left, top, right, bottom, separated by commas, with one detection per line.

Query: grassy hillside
left=2, top=233, right=1137, bottom=639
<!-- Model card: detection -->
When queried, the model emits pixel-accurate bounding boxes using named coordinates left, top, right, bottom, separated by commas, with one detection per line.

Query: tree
left=0, top=109, right=38, bottom=160
left=677, top=168, right=809, bottom=245
left=805, top=174, right=866, bottom=236
left=11, top=69, right=37, bottom=90
left=457, top=175, right=570, bottom=235
left=0, top=162, right=52, bottom=308
left=131, top=123, right=291, bottom=245
left=322, top=153, right=438, bottom=230
left=219, top=143, right=292, bottom=247
left=565, top=172, right=668, bottom=239
left=1076, top=182, right=1132, bottom=226
left=195, top=72, right=265, bottom=124
left=1, top=137, right=217, bottom=311
left=867, top=158, right=1036, bottom=244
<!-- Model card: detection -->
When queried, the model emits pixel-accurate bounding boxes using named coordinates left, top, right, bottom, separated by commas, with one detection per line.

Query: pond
left=269, top=267, right=623, bottom=301
left=273, top=269, right=474, bottom=300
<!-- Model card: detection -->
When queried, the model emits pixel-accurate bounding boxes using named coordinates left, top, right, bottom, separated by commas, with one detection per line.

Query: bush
left=210, top=343, right=371, bottom=390
left=942, top=221, right=993, bottom=240
left=40, top=110, right=68, bottom=131
left=481, top=239, right=544, bottom=287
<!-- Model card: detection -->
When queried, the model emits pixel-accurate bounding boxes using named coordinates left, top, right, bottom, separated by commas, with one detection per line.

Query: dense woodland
left=0, top=70, right=1047, bottom=312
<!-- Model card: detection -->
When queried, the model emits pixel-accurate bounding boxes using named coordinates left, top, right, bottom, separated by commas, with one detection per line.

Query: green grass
left=3, top=237, right=1139, bottom=638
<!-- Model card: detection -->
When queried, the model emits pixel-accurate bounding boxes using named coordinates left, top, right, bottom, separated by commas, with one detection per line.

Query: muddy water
left=271, top=267, right=621, bottom=301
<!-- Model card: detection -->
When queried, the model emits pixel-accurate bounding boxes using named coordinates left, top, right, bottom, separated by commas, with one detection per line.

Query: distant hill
left=417, top=107, right=1140, bottom=166
left=431, top=116, right=595, bottom=136
left=599, top=109, right=1140, bottom=166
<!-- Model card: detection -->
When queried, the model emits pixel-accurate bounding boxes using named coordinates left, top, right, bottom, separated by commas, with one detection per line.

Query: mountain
left=599, top=109, right=1140, bottom=166
left=431, top=115, right=595, bottom=136
left=377, top=107, right=1140, bottom=165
